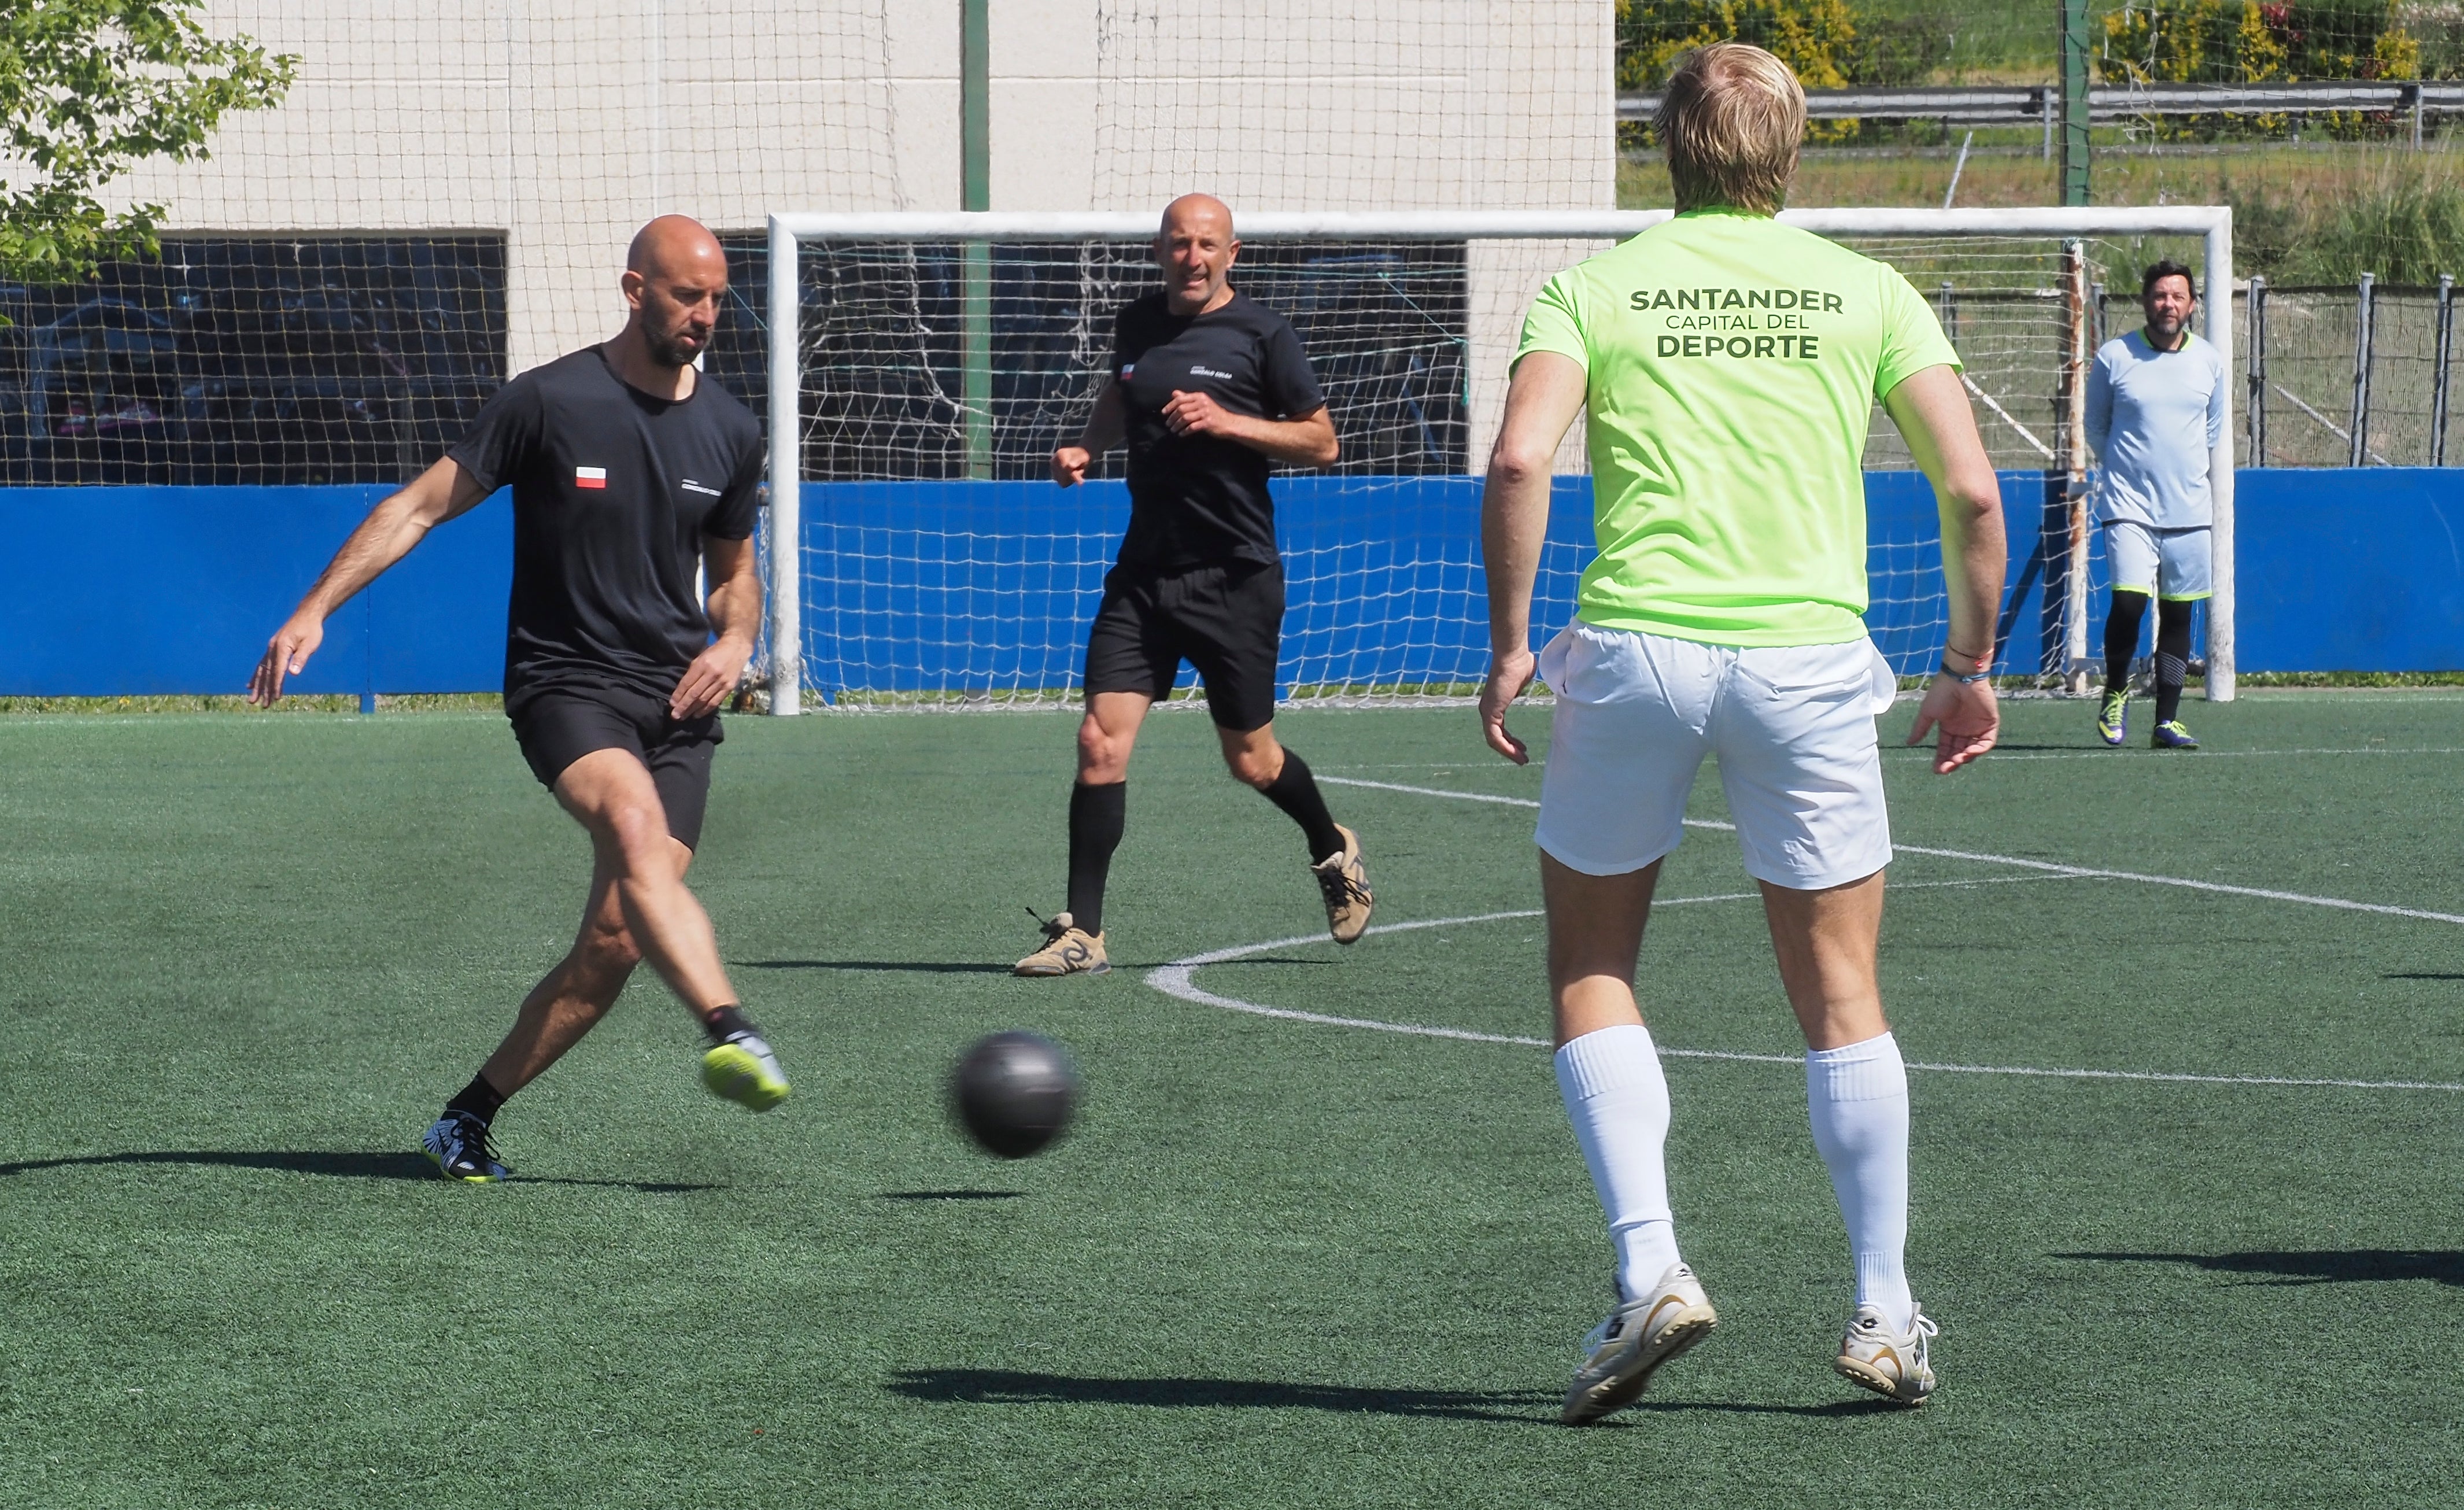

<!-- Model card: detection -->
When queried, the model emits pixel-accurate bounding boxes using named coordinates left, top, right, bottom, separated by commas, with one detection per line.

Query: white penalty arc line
left=1317, top=776, right=2464, bottom=928
left=1144, top=909, right=2464, bottom=1093
left=1140, top=776, right=2464, bottom=1092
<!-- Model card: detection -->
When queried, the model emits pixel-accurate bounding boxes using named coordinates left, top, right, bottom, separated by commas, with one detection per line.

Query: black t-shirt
left=448, top=347, right=762, bottom=706
left=1110, top=289, right=1327, bottom=570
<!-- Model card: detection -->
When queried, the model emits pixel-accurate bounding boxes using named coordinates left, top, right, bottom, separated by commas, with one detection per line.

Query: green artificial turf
left=2, top=692, right=2459, bottom=1507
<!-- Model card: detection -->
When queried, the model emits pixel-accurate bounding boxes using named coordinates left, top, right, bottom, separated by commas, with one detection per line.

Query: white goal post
left=763, top=205, right=2234, bottom=711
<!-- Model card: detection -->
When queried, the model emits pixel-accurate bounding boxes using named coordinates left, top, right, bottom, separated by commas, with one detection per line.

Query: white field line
left=1144, top=906, right=2464, bottom=1093
left=1882, top=745, right=2464, bottom=763
left=1317, top=776, right=2464, bottom=926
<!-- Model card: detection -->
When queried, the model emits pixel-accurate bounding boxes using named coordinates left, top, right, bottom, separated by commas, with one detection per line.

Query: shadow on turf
left=888, top=1370, right=1888, bottom=1423
left=881, top=1190, right=1024, bottom=1201
left=738, top=959, right=1011, bottom=974
left=0, top=1150, right=721, bottom=1194
left=2384, top=972, right=2464, bottom=980
left=2062, top=1250, right=2464, bottom=1286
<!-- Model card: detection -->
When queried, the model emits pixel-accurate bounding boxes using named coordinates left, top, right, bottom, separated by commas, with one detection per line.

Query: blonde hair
left=1657, top=43, right=1806, bottom=216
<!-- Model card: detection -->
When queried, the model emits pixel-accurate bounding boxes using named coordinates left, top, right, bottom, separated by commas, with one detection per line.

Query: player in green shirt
left=1477, top=43, right=2005, bottom=1423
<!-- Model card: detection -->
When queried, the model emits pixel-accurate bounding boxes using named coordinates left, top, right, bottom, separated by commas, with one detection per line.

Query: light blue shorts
left=2103, top=521, right=2212, bottom=601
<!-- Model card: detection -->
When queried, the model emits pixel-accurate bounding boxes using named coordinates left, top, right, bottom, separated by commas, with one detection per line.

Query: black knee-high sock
left=2154, top=598, right=2195, bottom=724
left=1066, top=781, right=1126, bottom=935
left=1259, top=750, right=1345, bottom=862
left=2103, top=589, right=2151, bottom=696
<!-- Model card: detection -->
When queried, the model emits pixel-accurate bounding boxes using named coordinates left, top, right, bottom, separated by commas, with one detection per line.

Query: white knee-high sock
left=1805, top=1031, right=1914, bottom=1330
left=1554, top=1023, right=1682, bottom=1301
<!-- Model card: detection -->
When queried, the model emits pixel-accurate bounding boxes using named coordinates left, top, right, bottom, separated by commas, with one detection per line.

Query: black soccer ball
left=952, top=1031, right=1079, bottom=1160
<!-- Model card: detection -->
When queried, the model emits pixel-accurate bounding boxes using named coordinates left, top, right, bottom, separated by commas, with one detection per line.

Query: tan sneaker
left=1833, top=1302, right=1938, bottom=1406
left=1561, top=1261, right=1719, bottom=1426
left=1012, top=911, right=1110, bottom=977
left=1309, top=824, right=1373, bottom=944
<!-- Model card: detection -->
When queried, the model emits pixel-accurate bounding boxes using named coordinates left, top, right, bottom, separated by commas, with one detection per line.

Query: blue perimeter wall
left=3, top=468, right=2458, bottom=696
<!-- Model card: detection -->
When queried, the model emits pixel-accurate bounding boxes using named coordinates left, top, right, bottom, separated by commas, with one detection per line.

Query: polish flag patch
left=574, top=466, right=607, bottom=489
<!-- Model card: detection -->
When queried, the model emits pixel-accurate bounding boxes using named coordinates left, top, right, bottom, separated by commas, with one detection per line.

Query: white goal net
left=762, top=207, right=2236, bottom=711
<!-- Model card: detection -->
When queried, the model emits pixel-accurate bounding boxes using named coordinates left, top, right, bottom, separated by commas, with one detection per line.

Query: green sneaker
left=2096, top=689, right=2128, bottom=746
left=701, top=1027, right=790, bottom=1112
left=2151, top=719, right=2200, bottom=750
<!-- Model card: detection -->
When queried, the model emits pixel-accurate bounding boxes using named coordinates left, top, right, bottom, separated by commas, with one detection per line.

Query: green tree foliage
left=1617, top=0, right=1861, bottom=93
left=0, top=0, right=294, bottom=290
left=2100, top=0, right=2421, bottom=85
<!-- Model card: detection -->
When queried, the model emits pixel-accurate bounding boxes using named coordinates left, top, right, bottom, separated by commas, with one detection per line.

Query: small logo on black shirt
left=574, top=466, right=607, bottom=489
left=1189, top=365, right=1233, bottom=379
left=681, top=479, right=722, bottom=496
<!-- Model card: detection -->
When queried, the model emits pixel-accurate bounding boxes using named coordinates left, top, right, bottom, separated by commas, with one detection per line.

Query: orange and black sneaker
left=1013, top=910, right=1110, bottom=977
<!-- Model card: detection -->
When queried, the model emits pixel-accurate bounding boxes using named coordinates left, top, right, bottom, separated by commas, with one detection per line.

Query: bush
left=1616, top=0, right=1860, bottom=93
left=2099, top=0, right=2420, bottom=86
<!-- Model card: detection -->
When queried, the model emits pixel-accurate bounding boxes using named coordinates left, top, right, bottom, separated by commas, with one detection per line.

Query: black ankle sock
left=1066, top=781, right=1126, bottom=936
left=445, top=1071, right=505, bottom=1126
left=1259, top=750, right=1344, bottom=862
left=2154, top=598, right=2195, bottom=723
left=2103, top=590, right=2149, bottom=696
left=701, top=1005, right=752, bottom=1044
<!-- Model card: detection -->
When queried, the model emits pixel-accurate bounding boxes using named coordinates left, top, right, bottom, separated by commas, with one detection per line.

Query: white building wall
left=120, top=0, right=1608, bottom=453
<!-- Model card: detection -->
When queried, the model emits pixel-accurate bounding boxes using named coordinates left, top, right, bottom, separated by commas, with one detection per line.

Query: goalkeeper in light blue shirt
left=2086, top=259, right=2227, bottom=749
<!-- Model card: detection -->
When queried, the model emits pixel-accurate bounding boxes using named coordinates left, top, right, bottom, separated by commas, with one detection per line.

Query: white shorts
left=1535, top=624, right=1896, bottom=891
left=2103, top=520, right=2212, bottom=601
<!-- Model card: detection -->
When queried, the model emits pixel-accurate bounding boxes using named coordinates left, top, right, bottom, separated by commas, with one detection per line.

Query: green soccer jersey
left=1516, top=208, right=1961, bottom=647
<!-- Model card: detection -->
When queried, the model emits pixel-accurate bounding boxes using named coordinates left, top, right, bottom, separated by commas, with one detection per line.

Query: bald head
left=628, top=214, right=727, bottom=279
left=620, top=215, right=729, bottom=371
left=1159, top=194, right=1233, bottom=240
left=1154, top=194, right=1240, bottom=316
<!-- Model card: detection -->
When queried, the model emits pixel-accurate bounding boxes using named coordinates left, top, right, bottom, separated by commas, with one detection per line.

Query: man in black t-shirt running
left=1014, top=194, right=1373, bottom=977
left=248, top=216, right=790, bottom=1182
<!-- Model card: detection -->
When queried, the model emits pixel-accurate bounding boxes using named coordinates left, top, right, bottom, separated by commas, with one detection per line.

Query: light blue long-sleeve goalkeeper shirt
left=2085, top=328, right=2227, bottom=529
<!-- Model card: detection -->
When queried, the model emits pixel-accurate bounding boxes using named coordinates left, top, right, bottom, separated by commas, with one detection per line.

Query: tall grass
left=2230, top=158, right=2464, bottom=282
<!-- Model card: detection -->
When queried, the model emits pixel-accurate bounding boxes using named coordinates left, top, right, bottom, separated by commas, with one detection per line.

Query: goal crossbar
left=764, top=206, right=2235, bottom=711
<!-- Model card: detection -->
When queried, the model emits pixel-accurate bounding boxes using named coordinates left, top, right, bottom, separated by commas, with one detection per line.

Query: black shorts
left=507, top=684, right=723, bottom=851
left=1083, top=560, right=1284, bottom=732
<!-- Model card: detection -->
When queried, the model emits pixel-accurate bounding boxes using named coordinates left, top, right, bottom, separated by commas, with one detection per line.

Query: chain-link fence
left=2227, top=277, right=2458, bottom=465
left=0, top=238, right=505, bottom=487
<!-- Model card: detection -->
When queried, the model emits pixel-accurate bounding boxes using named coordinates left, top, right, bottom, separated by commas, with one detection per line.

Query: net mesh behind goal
left=772, top=224, right=2216, bottom=709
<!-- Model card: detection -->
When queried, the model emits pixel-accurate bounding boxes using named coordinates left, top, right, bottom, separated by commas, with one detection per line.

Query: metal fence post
left=2349, top=272, right=2376, bottom=467
left=2434, top=274, right=2455, bottom=468
left=2247, top=275, right=2267, bottom=464
left=2058, top=239, right=2092, bottom=689
left=2059, top=0, right=2091, bottom=206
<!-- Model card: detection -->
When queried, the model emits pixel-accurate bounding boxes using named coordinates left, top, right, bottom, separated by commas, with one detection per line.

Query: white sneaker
left=1833, top=1301, right=1939, bottom=1405
left=1560, top=1261, right=1718, bottom=1426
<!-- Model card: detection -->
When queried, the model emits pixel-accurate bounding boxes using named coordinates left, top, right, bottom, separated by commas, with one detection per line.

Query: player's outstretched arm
left=1883, top=364, right=2007, bottom=773
left=1159, top=393, right=1339, bottom=467
left=671, top=534, right=762, bottom=720
left=1052, top=382, right=1129, bottom=487
left=1479, top=352, right=1588, bottom=765
left=248, top=457, right=491, bottom=706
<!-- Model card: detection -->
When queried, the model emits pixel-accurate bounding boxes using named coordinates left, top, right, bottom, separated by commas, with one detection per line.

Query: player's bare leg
left=478, top=846, right=668, bottom=1096
left=1218, top=720, right=1371, bottom=942
left=536, top=748, right=784, bottom=1110
left=1542, top=853, right=1716, bottom=1423
left=1761, top=868, right=1935, bottom=1404
left=1757, top=870, right=1889, bottom=1050
left=550, top=749, right=736, bottom=1013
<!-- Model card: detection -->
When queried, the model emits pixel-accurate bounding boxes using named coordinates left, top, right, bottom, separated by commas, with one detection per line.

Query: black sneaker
left=422, top=1110, right=509, bottom=1182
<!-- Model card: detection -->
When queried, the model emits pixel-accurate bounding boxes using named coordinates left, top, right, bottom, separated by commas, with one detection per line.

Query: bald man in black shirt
left=1015, top=194, right=1373, bottom=977
left=250, top=216, right=789, bottom=1182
